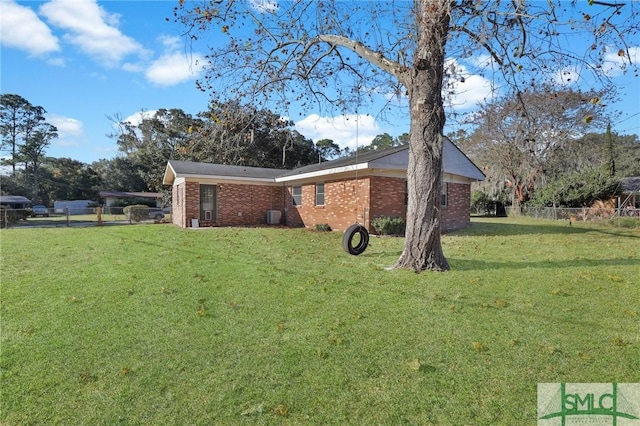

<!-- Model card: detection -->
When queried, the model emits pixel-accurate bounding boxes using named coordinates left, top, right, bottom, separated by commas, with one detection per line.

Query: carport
left=620, top=176, right=640, bottom=214
left=0, top=195, right=32, bottom=209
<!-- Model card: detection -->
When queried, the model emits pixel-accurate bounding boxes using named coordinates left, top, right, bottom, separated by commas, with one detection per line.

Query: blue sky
left=1, top=0, right=639, bottom=166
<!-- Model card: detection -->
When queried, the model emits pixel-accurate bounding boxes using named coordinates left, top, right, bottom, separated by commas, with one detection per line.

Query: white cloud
left=108, top=110, right=157, bottom=141
left=144, top=36, right=206, bottom=86
left=47, top=114, right=84, bottom=148
left=0, top=0, right=59, bottom=56
left=123, top=110, right=158, bottom=126
left=554, top=66, right=581, bottom=86
left=469, top=54, right=494, bottom=69
left=47, top=57, right=66, bottom=67
left=159, top=35, right=182, bottom=51
left=445, top=58, right=494, bottom=110
left=295, top=114, right=381, bottom=152
left=449, top=74, right=494, bottom=108
left=48, top=114, right=83, bottom=136
left=549, top=47, right=640, bottom=82
left=39, top=0, right=147, bottom=67
left=249, top=0, right=279, bottom=13
left=602, top=46, right=640, bottom=76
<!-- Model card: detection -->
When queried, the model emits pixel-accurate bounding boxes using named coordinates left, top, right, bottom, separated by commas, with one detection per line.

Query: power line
left=614, top=112, right=640, bottom=125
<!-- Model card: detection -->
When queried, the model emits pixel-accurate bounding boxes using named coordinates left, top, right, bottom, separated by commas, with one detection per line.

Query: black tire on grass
left=342, top=224, right=369, bottom=255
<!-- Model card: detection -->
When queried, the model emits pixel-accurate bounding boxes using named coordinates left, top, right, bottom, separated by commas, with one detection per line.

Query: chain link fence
left=506, top=206, right=640, bottom=223
left=1, top=206, right=171, bottom=228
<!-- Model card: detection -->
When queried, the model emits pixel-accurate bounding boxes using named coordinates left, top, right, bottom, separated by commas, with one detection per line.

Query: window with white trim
left=200, top=184, right=217, bottom=221
left=292, top=186, right=302, bottom=206
left=315, top=183, right=325, bottom=206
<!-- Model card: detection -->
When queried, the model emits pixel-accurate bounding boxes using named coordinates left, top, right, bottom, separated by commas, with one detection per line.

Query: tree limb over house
left=174, top=0, right=638, bottom=272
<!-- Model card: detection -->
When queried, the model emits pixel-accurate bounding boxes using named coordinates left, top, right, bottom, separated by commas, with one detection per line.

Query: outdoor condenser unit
left=266, top=210, right=281, bottom=225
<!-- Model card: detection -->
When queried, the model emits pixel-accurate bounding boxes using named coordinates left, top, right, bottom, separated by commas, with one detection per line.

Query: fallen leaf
left=473, top=342, right=486, bottom=352
left=241, top=403, right=264, bottom=416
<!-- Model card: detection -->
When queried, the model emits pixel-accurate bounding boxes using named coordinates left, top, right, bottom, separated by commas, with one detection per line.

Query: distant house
left=620, top=177, right=640, bottom=209
left=163, top=139, right=484, bottom=233
left=0, top=195, right=33, bottom=225
left=99, top=191, right=163, bottom=213
left=53, top=200, right=95, bottom=215
left=0, top=195, right=32, bottom=209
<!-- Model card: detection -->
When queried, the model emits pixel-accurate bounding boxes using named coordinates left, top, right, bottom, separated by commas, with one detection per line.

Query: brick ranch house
left=162, top=138, right=485, bottom=233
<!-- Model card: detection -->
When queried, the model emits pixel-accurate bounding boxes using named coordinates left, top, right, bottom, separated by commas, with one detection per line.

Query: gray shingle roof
left=167, top=160, right=285, bottom=180
left=165, top=146, right=411, bottom=183
left=277, top=145, right=408, bottom=177
left=99, top=191, right=163, bottom=198
left=0, top=195, right=32, bottom=204
left=164, top=141, right=485, bottom=184
left=620, top=177, right=640, bottom=193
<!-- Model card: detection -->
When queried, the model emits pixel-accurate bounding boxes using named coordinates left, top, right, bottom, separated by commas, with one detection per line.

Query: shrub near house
left=371, top=216, right=405, bottom=235
left=123, top=205, right=150, bottom=222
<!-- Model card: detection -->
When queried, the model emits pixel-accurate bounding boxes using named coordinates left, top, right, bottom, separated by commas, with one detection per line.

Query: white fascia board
left=444, top=166, right=485, bottom=181
left=369, top=168, right=407, bottom=178
left=162, top=162, right=177, bottom=185
left=443, top=173, right=474, bottom=184
left=183, top=174, right=279, bottom=185
left=275, top=163, right=369, bottom=183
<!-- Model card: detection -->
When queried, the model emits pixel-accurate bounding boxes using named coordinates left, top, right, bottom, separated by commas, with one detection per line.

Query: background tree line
left=2, top=90, right=639, bottom=210
left=1, top=95, right=384, bottom=206
left=0, top=94, right=59, bottom=204
left=450, top=88, right=640, bottom=213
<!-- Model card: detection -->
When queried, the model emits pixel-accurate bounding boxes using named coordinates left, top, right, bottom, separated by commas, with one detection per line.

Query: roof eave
left=445, top=168, right=485, bottom=181
left=275, top=163, right=370, bottom=183
left=162, top=162, right=177, bottom=186
left=178, top=173, right=279, bottom=184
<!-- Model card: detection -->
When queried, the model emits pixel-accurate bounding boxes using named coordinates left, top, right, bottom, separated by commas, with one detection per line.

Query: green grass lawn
left=1, top=217, right=639, bottom=425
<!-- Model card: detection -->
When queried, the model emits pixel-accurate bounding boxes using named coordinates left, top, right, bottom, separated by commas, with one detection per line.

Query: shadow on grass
left=449, top=257, right=639, bottom=271
left=432, top=292, right=624, bottom=334
left=455, top=217, right=640, bottom=239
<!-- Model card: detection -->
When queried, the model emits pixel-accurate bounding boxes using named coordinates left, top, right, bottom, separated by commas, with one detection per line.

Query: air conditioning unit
left=204, top=210, right=213, bottom=220
left=266, top=210, right=281, bottom=225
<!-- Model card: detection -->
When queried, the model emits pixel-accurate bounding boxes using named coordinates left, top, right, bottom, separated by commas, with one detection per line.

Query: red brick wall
left=171, top=181, right=198, bottom=228
left=216, top=184, right=284, bottom=226
left=369, top=176, right=407, bottom=221
left=367, top=177, right=470, bottom=232
left=182, top=181, right=201, bottom=227
left=441, top=182, right=471, bottom=231
left=172, top=177, right=471, bottom=231
left=285, top=177, right=371, bottom=231
left=173, top=181, right=285, bottom=227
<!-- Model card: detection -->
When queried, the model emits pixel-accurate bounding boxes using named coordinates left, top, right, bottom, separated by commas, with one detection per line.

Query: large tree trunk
left=511, top=183, right=526, bottom=216
left=393, top=1, right=450, bottom=272
left=33, top=167, right=39, bottom=204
